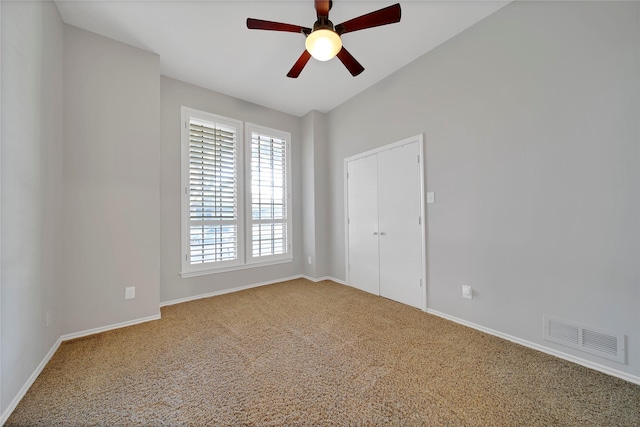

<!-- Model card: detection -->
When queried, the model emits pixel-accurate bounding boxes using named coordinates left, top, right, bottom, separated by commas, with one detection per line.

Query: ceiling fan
left=247, top=0, right=401, bottom=78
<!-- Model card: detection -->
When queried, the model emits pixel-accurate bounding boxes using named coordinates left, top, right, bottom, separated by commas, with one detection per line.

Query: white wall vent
left=543, top=315, right=626, bottom=364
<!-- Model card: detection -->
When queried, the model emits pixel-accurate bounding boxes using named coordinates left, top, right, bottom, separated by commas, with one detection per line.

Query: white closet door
left=347, top=154, right=380, bottom=296
left=377, top=141, right=423, bottom=309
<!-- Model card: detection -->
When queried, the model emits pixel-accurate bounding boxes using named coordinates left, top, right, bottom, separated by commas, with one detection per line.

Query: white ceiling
left=55, top=0, right=509, bottom=117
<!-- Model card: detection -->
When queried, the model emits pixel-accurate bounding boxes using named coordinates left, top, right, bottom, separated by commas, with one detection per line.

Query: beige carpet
left=7, top=279, right=640, bottom=426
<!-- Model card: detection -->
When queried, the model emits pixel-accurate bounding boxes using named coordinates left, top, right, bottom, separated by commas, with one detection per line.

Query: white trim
left=163, top=275, right=348, bottom=307
left=427, top=308, right=640, bottom=386
left=300, top=275, right=347, bottom=286
left=0, top=337, right=62, bottom=425
left=0, top=3, right=3, bottom=419
left=343, top=134, right=424, bottom=163
left=162, top=275, right=304, bottom=307
left=180, top=258, right=293, bottom=278
left=60, top=314, right=161, bottom=342
left=416, top=135, right=427, bottom=312
left=343, top=157, right=350, bottom=292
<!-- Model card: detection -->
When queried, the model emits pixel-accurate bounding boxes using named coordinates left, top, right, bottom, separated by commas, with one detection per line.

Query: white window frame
left=245, top=123, right=293, bottom=266
left=180, top=107, right=292, bottom=278
left=181, top=107, right=245, bottom=276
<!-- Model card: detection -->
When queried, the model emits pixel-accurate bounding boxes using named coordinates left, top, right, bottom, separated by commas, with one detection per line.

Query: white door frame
left=344, top=134, right=427, bottom=311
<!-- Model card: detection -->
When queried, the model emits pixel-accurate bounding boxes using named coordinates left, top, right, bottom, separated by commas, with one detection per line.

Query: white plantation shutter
left=188, top=119, right=238, bottom=264
left=181, top=108, right=291, bottom=277
left=181, top=108, right=243, bottom=274
left=248, top=126, right=291, bottom=261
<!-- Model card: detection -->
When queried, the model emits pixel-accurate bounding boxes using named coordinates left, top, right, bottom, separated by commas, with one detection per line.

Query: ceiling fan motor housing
left=313, top=17, right=334, bottom=32
left=246, top=1, right=401, bottom=77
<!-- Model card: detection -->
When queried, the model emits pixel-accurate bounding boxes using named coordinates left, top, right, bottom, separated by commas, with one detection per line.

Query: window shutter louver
left=250, top=131, right=288, bottom=258
left=188, top=118, right=238, bottom=264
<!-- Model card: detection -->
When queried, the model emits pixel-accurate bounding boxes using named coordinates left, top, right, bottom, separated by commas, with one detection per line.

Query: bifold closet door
left=377, top=141, right=423, bottom=309
left=346, top=154, right=380, bottom=296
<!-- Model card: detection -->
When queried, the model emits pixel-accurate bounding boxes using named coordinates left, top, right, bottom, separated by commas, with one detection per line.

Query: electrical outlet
left=125, top=286, right=135, bottom=300
left=426, top=192, right=435, bottom=204
left=307, top=256, right=312, bottom=265
left=462, top=285, right=473, bottom=300
left=45, top=311, right=52, bottom=327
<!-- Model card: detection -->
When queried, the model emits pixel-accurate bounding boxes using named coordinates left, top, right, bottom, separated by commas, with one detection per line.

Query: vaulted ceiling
left=55, top=1, right=509, bottom=117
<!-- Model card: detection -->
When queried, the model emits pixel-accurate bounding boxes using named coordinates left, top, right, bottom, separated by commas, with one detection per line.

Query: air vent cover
left=543, top=315, right=625, bottom=363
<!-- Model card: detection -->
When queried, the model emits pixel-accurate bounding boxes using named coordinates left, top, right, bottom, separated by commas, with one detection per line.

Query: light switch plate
left=125, top=286, right=135, bottom=300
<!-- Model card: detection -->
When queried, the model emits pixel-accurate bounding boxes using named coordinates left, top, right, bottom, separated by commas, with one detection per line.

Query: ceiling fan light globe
left=305, top=29, right=342, bottom=61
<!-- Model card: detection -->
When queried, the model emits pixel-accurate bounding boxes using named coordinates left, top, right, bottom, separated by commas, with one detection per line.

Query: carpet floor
left=6, top=279, right=640, bottom=426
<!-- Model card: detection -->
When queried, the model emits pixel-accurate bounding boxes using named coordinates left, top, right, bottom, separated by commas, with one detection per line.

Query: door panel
left=347, top=155, right=380, bottom=296
left=377, top=141, right=423, bottom=309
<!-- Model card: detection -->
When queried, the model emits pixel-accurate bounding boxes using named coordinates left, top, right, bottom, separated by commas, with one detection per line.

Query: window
left=181, top=107, right=292, bottom=277
left=248, top=125, right=289, bottom=260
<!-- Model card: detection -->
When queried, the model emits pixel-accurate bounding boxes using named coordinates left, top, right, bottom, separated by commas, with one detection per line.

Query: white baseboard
left=1, top=336, right=62, bottom=425
left=61, top=313, right=161, bottom=342
left=160, top=274, right=309, bottom=307
left=300, top=275, right=347, bottom=285
left=427, top=308, right=640, bottom=386
left=160, top=275, right=347, bottom=307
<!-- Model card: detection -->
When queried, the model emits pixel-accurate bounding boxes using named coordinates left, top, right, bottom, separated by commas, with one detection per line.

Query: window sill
left=180, top=258, right=293, bottom=278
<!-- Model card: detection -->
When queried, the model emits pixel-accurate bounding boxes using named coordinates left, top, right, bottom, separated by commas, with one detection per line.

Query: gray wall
left=160, top=77, right=303, bottom=303
left=1, top=0, right=64, bottom=416
left=301, top=110, right=330, bottom=279
left=326, top=1, right=640, bottom=375
left=311, top=111, right=330, bottom=279
left=301, top=112, right=317, bottom=278
left=62, top=26, right=161, bottom=334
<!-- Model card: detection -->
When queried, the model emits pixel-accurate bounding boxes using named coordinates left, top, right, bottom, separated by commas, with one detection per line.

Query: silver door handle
left=373, top=232, right=378, bottom=235
left=379, top=232, right=386, bottom=235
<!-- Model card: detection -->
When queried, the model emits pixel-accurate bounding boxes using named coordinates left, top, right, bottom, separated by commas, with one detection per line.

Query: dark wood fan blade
left=247, top=18, right=311, bottom=34
left=335, top=3, right=401, bottom=35
left=336, top=47, right=364, bottom=76
left=287, top=50, right=312, bottom=78
left=315, top=0, right=331, bottom=18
